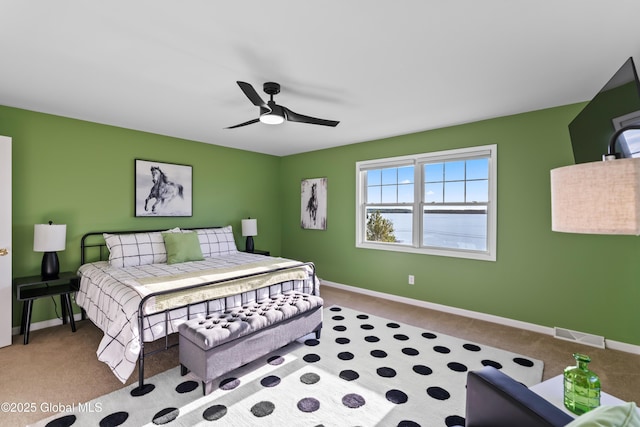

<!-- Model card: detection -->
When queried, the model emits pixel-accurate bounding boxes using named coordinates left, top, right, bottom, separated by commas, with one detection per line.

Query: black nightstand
left=246, top=249, right=270, bottom=256
left=13, top=271, right=78, bottom=344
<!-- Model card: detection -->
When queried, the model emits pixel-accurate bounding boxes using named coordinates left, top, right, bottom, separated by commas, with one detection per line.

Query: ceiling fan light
left=259, top=112, right=285, bottom=125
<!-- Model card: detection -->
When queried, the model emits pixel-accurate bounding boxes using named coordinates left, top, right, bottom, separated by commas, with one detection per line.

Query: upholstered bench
left=179, top=290, right=323, bottom=395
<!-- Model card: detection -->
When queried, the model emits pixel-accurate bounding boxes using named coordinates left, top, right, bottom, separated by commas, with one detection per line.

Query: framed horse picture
left=135, top=159, right=193, bottom=217
left=301, top=177, right=327, bottom=230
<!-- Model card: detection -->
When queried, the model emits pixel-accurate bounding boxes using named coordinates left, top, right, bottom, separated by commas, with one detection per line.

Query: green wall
left=4, top=102, right=640, bottom=347
left=0, top=105, right=281, bottom=327
left=280, top=104, right=640, bottom=346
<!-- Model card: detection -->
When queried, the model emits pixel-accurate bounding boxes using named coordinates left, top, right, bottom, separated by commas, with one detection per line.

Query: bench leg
left=315, top=329, right=321, bottom=339
left=180, top=364, right=189, bottom=376
left=203, top=381, right=214, bottom=396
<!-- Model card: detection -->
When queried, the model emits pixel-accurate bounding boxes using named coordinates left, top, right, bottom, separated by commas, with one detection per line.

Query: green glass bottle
left=563, top=353, right=601, bottom=415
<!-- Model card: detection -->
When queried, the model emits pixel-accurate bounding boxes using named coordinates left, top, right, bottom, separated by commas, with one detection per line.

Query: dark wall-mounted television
left=568, top=57, right=640, bottom=164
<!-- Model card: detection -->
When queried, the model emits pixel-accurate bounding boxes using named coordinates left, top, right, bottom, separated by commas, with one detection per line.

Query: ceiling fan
left=226, top=81, right=339, bottom=129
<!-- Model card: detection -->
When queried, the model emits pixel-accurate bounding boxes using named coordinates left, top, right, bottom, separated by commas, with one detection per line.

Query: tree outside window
left=366, top=210, right=397, bottom=242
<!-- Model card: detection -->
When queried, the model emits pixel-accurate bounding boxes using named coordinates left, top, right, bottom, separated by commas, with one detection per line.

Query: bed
left=75, top=226, right=319, bottom=393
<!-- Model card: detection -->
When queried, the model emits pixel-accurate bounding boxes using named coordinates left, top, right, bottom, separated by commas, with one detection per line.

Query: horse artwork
left=306, top=183, right=319, bottom=225
left=135, top=160, right=192, bottom=217
left=301, top=177, right=327, bottom=230
left=145, top=166, right=183, bottom=213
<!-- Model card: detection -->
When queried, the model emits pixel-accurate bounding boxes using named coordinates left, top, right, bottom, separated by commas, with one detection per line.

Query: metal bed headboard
left=80, top=226, right=223, bottom=264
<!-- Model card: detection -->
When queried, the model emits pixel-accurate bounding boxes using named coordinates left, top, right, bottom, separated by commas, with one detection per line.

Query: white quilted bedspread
left=75, top=252, right=317, bottom=383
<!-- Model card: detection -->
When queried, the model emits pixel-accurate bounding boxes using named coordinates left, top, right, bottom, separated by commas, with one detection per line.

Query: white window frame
left=355, top=144, right=497, bottom=261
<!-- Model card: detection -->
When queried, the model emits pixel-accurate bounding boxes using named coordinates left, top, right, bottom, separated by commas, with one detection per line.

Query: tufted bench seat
left=179, top=290, right=323, bottom=394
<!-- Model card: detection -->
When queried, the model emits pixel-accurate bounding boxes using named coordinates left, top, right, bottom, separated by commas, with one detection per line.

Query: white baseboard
left=14, top=282, right=640, bottom=356
left=11, top=313, right=83, bottom=336
left=321, top=280, right=640, bottom=355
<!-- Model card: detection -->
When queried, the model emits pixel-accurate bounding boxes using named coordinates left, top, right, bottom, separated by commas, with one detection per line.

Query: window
left=356, top=145, right=497, bottom=261
left=613, top=111, right=640, bottom=157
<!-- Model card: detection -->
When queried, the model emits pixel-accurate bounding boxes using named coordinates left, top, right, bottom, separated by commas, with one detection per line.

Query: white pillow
left=104, top=231, right=171, bottom=267
left=566, top=403, right=640, bottom=427
left=194, top=226, right=238, bottom=258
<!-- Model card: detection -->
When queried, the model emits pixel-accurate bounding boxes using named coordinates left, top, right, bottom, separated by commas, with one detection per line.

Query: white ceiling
left=1, top=1, right=640, bottom=156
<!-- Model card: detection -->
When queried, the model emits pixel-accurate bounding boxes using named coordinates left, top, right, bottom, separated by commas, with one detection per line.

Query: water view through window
left=369, top=209, right=487, bottom=251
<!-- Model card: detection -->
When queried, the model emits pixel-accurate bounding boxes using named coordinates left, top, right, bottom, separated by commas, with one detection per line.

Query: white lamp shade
left=550, top=158, right=640, bottom=235
left=33, top=223, right=67, bottom=252
left=241, top=219, right=258, bottom=237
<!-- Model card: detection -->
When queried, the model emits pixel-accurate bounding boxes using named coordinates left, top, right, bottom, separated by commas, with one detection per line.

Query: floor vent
left=554, top=327, right=605, bottom=349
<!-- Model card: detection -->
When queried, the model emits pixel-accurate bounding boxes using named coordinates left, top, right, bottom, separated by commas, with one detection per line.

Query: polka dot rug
left=33, top=305, right=543, bottom=427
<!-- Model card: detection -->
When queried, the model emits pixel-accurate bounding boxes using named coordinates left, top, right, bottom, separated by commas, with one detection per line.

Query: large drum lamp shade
left=551, top=158, right=640, bottom=235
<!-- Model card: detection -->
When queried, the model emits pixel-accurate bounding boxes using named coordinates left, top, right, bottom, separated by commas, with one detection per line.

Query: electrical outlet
left=408, top=275, right=415, bottom=285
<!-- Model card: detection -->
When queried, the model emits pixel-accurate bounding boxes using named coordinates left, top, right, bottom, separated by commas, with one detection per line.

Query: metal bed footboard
left=134, top=261, right=316, bottom=395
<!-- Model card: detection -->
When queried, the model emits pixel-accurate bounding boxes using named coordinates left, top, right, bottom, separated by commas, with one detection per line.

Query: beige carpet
left=1, top=285, right=638, bottom=426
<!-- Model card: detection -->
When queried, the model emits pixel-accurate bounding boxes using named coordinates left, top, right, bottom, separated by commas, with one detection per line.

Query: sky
left=366, top=159, right=489, bottom=204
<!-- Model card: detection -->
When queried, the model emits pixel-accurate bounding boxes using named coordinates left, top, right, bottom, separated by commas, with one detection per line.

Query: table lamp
left=241, top=218, right=258, bottom=253
left=33, top=221, right=67, bottom=279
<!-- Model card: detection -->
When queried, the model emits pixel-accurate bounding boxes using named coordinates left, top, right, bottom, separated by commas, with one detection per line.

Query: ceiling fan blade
left=237, top=81, right=270, bottom=110
left=282, top=106, right=339, bottom=127
left=225, top=118, right=260, bottom=129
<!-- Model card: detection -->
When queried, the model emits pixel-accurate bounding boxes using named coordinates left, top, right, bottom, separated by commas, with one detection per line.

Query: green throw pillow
left=162, top=231, right=204, bottom=264
left=566, top=402, right=640, bottom=427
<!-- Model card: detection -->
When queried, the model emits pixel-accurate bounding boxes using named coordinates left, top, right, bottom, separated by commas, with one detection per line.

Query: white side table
left=529, top=375, right=637, bottom=417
